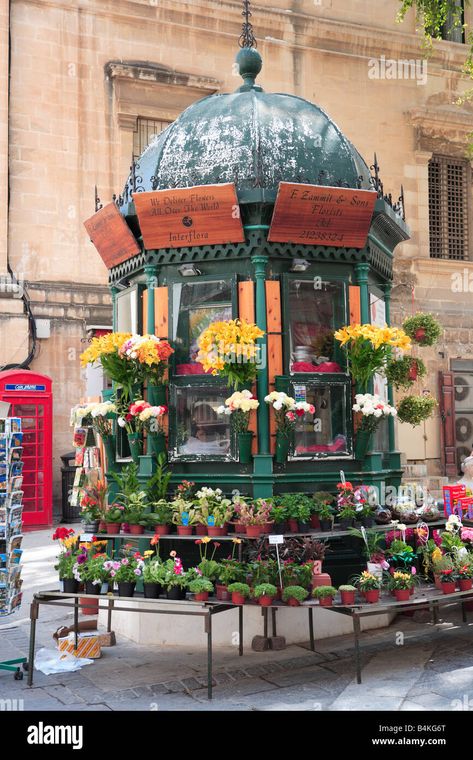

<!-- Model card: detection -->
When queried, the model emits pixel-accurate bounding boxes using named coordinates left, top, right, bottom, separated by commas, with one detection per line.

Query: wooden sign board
left=268, top=183, right=377, bottom=248
left=133, top=183, right=244, bottom=250
left=83, top=203, right=140, bottom=269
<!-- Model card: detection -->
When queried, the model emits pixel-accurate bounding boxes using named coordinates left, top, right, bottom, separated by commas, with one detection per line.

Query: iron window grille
left=132, top=117, right=172, bottom=160
left=428, top=155, right=469, bottom=260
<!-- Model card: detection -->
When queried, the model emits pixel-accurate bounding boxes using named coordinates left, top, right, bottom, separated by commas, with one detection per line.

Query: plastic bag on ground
left=34, top=647, right=94, bottom=674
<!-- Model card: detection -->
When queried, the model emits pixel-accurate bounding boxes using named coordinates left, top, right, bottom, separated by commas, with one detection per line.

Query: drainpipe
left=251, top=253, right=269, bottom=454
left=144, top=264, right=157, bottom=334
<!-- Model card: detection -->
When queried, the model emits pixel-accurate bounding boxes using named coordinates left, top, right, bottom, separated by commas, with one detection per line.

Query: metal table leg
left=462, top=600, right=467, bottom=624
left=206, top=611, right=213, bottom=700
left=432, top=600, right=439, bottom=625
left=107, top=598, right=114, bottom=632
left=74, top=597, right=79, bottom=650
left=27, top=600, right=39, bottom=687
left=271, top=608, right=277, bottom=636
left=353, top=614, right=362, bottom=685
left=308, top=607, right=315, bottom=651
left=239, top=605, right=243, bottom=656
left=263, top=607, right=268, bottom=638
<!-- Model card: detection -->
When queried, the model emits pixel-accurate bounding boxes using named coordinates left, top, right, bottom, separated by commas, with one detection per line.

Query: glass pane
left=19, top=417, right=35, bottom=429
left=116, top=290, right=132, bottom=333
left=174, top=386, right=231, bottom=458
left=291, top=383, right=349, bottom=457
left=288, top=279, right=345, bottom=373
left=12, top=405, right=36, bottom=416
left=172, top=281, right=232, bottom=372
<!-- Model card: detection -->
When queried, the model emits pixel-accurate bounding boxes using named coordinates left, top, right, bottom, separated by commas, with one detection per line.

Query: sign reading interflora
left=268, top=183, right=377, bottom=248
left=133, top=183, right=244, bottom=250
left=84, top=203, right=140, bottom=269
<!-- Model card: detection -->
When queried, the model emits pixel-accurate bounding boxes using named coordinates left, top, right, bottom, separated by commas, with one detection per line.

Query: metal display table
left=325, top=584, right=473, bottom=684
left=27, top=591, right=241, bottom=699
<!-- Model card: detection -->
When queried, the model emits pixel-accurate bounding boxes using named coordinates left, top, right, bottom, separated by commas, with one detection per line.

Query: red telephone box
left=0, top=370, right=53, bottom=528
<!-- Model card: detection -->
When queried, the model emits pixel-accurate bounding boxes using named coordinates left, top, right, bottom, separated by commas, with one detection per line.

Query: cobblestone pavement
left=1, top=528, right=473, bottom=711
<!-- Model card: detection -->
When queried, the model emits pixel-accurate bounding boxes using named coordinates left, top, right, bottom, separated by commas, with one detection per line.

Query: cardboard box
left=443, top=484, right=466, bottom=516
left=57, top=632, right=102, bottom=659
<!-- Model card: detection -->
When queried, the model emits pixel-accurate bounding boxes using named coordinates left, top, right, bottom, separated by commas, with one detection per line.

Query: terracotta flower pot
left=177, top=525, right=193, bottom=536
left=207, top=526, right=223, bottom=537
left=233, top=522, right=246, bottom=534
left=340, top=590, right=355, bottom=605
left=258, top=595, right=274, bottom=607
left=364, top=589, right=380, bottom=604
left=312, top=572, right=332, bottom=589
left=98, top=520, right=107, bottom=533
left=246, top=524, right=262, bottom=538
left=434, top=573, right=442, bottom=591
left=286, top=597, right=301, bottom=607
left=318, top=596, right=333, bottom=607
left=394, top=588, right=410, bottom=602
left=310, top=514, right=320, bottom=530
left=129, top=524, right=145, bottom=535
left=231, top=592, right=246, bottom=605
left=155, top=524, right=171, bottom=536
left=441, top=581, right=456, bottom=595
left=106, top=523, right=121, bottom=535
left=414, top=327, right=426, bottom=343
left=216, top=584, right=231, bottom=602
left=195, top=524, right=208, bottom=536
left=80, top=597, right=99, bottom=615
left=410, top=586, right=415, bottom=596
left=459, top=578, right=473, bottom=591
left=287, top=518, right=299, bottom=533
left=194, top=591, right=209, bottom=602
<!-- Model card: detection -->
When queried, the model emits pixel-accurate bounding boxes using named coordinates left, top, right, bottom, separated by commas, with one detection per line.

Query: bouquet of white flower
left=353, top=393, right=397, bottom=433
left=217, top=389, right=259, bottom=433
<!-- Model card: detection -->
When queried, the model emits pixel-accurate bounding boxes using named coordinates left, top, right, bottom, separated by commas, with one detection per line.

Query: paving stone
left=42, top=685, right=86, bottom=705
left=400, top=692, right=456, bottom=711
left=179, top=677, right=203, bottom=692
left=261, top=664, right=342, bottom=689
left=213, top=672, right=233, bottom=685
left=205, top=677, right=277, bottom=700
left=244, top=664, right=272, bottom=676
left=162, top=679, right=191, bottom=693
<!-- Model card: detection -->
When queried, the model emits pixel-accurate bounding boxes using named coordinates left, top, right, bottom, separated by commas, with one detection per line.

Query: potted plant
left=402, top=312, right=442, bottom=346
left=79, top=489, right=102, bottom=533
left=312, top=585, right=337, bottom=607
left=311, top=492, right=334, bottom=530
left=110, top=549, right=144, bottom=597
left=282, top=585, right=309, bottom=607
left=189, top=577, right=214, bottom=602
left=217, top=390, right=259, bottom=464
left=194, top=487, right=233, bottom=536
left=53, top=527, right=79, bottom=593
left=236, top=500, right=272, bottom=537
left=77, top=551, right=109, bottom=596
left=253, top=583, right=277, bottom=607
left=160, top=553, right=188, bottom=600
left=265, top=392, right=315, bottom=464
left=355, top=570, right=382, bottom=603
left=387, top=571, right=414, bottom=602
left=227, top=582, right=251, bottom=605
left=279, top=494, right=303, bottom=533
left=339, top=584, right=357, bottom=605
left=103, top=503, right=125, bottom=534
left=270, top=504, right=288, bottom=533
left=396, top=395, right=437, bottom=427
left=195, top=537, right=221, bottom=581
left=456, top=557, right=473, bottom=591
left=385, top=356, right=427, bottom=389
left=172, top=499, right=200, bottom=535
left=318, top=502, right=334, bottom=532
left=215, top=547, right=245, bottom=601
left=434, top=557, right=457, bottom=595
left=295, top=497, right=313, bottom=533
left=147, top=500, right=174, bottom=535
left=142, top=552, right=163, bottom=599
left=120, top=491, right=149, bottom=535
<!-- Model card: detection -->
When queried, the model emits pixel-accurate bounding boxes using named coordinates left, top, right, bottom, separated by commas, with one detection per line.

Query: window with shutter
left=428, top=155, right=469, bottom=260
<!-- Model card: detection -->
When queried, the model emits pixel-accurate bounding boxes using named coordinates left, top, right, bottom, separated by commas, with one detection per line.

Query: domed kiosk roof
left=120, top=48, right=372, bottom=206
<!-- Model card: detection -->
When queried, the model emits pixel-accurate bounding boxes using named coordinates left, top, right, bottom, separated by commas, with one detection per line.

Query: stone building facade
left=1, top=0, right=473, bottom=517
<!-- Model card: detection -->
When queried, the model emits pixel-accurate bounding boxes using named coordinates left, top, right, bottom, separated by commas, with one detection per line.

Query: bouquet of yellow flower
left=80, top=332, right=137, bottom=393
left=334, top=323, right=411, bottom=390
left=197, top=319, right=264, bottom=389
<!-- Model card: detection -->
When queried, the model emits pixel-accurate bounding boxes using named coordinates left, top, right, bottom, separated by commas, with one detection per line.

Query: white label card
left=269, top=535, right=284, bottom=545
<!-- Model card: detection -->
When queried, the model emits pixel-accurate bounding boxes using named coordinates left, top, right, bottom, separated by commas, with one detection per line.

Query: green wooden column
left=355, top=262, right=370, bottom=324
left=252, top=254, right=269, bottom=454
left=383, top=283, right=400, bottom=473
left=144, top=264, right=157, bottom=334
left=111, top=285, right=119, bottom=331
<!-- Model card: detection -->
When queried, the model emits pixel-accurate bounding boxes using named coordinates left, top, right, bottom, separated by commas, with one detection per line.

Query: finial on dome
left=235, top=1, right=263, bottom=92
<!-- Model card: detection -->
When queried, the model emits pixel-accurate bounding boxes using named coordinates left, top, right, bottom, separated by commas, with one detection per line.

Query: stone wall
left=1, top=0, right=473, bottom=511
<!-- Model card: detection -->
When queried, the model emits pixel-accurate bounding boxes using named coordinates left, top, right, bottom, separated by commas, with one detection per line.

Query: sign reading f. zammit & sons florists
left=133, top=183, right=245, bottom=250
left=268, top=182, right=377, bottom=248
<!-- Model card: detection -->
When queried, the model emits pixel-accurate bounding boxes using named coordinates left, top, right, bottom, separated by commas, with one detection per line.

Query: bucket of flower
left=227, top=582, right=251, bottom=605
left=281, top=586, right=309, bottom=607
left=217, top=390, right=259, bottom=464
left=252, top=583, right=277, bottom=607
left=312, top=585, right=337, bottom=607
left=354, top=570, right=382, bottom=604
left=387, top=571, right=414, bottom=602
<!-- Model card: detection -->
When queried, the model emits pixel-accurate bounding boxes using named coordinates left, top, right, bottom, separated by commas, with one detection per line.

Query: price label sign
left=80, top=533, right=94, bottom=542
left=269, top=535, right=284, bottom=545
left=181, top=512, right=189, bottom=527
left=207, top=516, right=215, bottom=527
